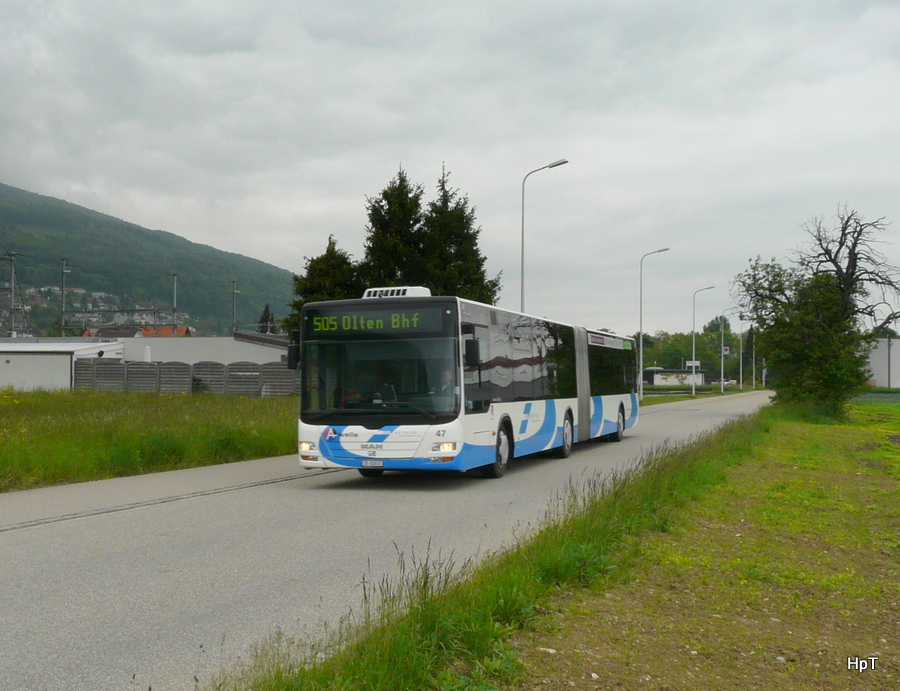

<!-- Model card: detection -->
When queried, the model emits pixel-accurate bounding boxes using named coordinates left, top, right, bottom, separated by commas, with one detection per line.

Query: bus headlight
left=299, top=441, right=318, bottom=460
left=432, top=442, right=457, bottom=453
left=299, top=441, right=317, bottom=452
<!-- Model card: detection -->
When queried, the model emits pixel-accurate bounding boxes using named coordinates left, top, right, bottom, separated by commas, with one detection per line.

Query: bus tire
left=609, top=406, right=626, bottom=442
left=555, top=412, right=574, bottom=458
left=358, top=468, right=384, bottom=478
left=482, top=422, right=512, bottom=478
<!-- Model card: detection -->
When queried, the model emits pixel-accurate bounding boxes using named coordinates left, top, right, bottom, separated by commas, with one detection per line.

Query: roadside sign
left=686, top=360, right=700, bottom=367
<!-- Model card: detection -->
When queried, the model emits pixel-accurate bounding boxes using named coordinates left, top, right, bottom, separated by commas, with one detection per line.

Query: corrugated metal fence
left=73, top=360, right=299, bottom=396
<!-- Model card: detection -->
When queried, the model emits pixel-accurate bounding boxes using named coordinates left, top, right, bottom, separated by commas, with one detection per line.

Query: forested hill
left=0, top=182, right=293, bottom=334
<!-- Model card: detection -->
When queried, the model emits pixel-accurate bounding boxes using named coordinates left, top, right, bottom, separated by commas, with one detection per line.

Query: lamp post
left=719, top=308, right=739, bottom=394
left=691, top=285, right=715, bottom=397
left=751, top=327, right=757, bottom=390
left=639, top=247, right=670, bottom=400
left=520, top=158, right=568, bottom=312
left=738, top=320, right=753, bottom=391
left=720, top=314, right=725, bottom=394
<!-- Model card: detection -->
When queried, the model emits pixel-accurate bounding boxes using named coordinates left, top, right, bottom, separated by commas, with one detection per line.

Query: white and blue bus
left=297, top=287, right=638, bottom=478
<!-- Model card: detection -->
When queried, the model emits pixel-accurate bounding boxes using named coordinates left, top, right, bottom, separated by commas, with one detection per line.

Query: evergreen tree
left=283, top=167, right=504, bottom=331
left=281, top=236, right=364, bottom=332
left=257, top=303, right=276, bottom=333
left=359, top=168, right=426, bottom=287
left=360, top=166, right=501, bottom=303
left=421, top=168, right=501, bottom=304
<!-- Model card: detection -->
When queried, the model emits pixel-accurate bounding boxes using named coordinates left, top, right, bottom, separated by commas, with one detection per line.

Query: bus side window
left=464, top=338, right=481, bottom=367
left=463, top=323, right=491, bottom=413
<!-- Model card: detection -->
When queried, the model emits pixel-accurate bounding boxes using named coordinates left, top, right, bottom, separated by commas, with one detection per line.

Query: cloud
left=1, top=0, right=899, bottom=332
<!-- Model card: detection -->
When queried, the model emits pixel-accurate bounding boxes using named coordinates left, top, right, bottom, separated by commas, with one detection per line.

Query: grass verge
left=507, top=400, right=899, bottom=690
left=208, top=402, right=804, bottom=690
left=0, top=388, right=297, bottom=492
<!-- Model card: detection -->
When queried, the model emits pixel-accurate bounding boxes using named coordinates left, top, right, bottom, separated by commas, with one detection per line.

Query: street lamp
left=639, top=247, right=670, bottom=400
left=751, top=325, right=757, bottom=390
left=520, top=158, right=568, bottom=312
left=691, top=285, right=715, bottom=397
left=719, top=307, right=739, bottom=394
left=738, top=319, right=753, bottom=391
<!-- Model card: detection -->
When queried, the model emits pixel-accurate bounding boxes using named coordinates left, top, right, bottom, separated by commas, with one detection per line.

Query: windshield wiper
left=306, top=408, right=370, bottom=420
left=377, top=400, right=437, bottom=419
left=306, top=402, right=439, bottom=421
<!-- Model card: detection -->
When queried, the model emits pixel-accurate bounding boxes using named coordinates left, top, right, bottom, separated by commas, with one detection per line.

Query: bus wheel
left=610, top=406, right=626, bottom=442
left=555, top=413, right=573, bottom=458
left=358, top=468, right=384, bottom=478
left=482, top=424, right=511, bottom=478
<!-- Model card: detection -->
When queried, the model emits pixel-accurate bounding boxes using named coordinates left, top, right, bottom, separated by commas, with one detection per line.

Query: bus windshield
left=300, top=300, right=460, bottom=425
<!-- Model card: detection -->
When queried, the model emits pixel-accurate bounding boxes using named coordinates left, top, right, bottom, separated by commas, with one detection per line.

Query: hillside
left=0, top=182, right=294, bottom=335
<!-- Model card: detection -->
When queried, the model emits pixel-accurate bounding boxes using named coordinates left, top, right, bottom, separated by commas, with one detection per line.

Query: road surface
left=0, top=391, right=770, bottom=690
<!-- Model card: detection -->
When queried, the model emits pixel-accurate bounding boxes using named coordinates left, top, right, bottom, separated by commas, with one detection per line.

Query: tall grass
left=0, top=388, right=297, bottom=492
left=211, top=409, right=770, bottom=691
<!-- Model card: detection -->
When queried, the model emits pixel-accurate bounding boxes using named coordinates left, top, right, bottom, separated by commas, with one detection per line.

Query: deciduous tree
left=733, top=207, right=899, bottom=414
left=796, top=207, right=900, bottom=331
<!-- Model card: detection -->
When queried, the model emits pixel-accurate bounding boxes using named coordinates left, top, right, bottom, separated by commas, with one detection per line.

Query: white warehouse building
left=868, top=338, right=900, bottom=388
left=0, top=333, right=289, bottom=392
left=0, top=341, right=124, bottom=391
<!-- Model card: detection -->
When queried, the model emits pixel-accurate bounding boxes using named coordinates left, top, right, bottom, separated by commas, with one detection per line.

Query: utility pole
left=231, top=280, right=240, bottom=335
left=752, top=330, right=757, bottom=389
left=61, top=258, right=70, bottom=336
left=169, top=273, right=178, bottom=337
left=6, top=252, right=19, bottom=335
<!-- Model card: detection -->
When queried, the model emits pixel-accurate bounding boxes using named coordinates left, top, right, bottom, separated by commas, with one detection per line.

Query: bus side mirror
left=464, top=338, right=481, bottom=367
left=287, top=329, right=300, bottom=370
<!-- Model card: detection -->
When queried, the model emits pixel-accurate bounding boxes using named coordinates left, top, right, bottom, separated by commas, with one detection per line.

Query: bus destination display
left=305, top=306, right=446, bottom=336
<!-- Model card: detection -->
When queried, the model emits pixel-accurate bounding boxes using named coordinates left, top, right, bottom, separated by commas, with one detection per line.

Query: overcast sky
left=3, top=0, right=899, bottom=335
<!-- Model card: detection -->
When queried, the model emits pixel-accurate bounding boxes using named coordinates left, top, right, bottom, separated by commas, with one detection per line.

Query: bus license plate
left=362, top=460, right=383, bottom=468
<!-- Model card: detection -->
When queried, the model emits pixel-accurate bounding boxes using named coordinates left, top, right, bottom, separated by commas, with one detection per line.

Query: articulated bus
left=297, top=287, right=638, bottom=478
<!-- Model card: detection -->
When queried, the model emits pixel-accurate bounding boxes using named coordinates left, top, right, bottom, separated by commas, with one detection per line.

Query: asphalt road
left=0, top=391, right=771, bottom=690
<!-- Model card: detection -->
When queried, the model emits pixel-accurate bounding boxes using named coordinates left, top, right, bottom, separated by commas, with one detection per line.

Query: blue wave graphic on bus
left=307, top=393, right=637, bottom=472
left=515, top=400, right=559, bottom=456
left=319, top=425, right=400, bottom=459
left=591, top=397, right=604, bottom=437
left=589, top=394, right=638, bottom=437
left=318, top=423, right=493, bottom=470
left=627, top=393, right=638, bottom=427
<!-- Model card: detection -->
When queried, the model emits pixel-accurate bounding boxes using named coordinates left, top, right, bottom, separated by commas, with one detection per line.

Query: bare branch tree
left=796, top=205, right=900, bottom=332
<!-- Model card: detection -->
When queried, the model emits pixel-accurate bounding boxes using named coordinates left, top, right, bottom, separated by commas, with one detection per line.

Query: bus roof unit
left=362, top=286, right=432, bottom=299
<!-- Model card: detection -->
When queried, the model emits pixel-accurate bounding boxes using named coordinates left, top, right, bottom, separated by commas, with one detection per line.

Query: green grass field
left=0, top=388, right=297, bottom=492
